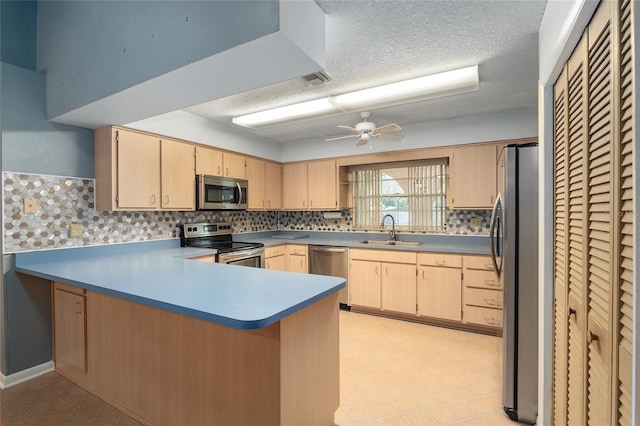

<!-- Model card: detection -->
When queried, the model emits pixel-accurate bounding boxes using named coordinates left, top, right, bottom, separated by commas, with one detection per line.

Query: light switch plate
left=24, top=198, right=37, bottom=214
left=69, top=223, right=83, bottom=238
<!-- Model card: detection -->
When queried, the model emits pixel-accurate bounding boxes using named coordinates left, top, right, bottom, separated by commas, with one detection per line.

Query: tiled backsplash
left=3, top=172, right=490, bottom=253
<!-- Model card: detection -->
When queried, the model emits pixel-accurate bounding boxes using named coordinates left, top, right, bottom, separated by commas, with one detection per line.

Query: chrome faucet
left=381, top=214, right=397, bottom=241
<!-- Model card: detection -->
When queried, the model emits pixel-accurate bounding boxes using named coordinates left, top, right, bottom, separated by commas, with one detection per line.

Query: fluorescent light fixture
left=330, top=65, right=479, bottom=112
left=232, top=65, right=479, bottom=129
left=232, top=98, right=338, bottom=129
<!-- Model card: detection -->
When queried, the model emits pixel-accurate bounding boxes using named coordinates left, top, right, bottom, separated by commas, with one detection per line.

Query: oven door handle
left=218, top=249, right=264, bottom=263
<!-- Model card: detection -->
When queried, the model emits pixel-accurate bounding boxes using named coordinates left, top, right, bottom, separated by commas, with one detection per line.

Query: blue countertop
left=235, top=230, right=490, bottom=255
left=15, top=240, right=345, bottom=330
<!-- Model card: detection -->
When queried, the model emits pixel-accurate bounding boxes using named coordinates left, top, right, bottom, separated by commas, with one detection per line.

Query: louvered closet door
left=586, top=2, right=614, bottom=424
left=616, top=0, right=634, bottom=423
left=552, top=65, right=569, bottom=426
left=565, top=33, right=589, bottom=426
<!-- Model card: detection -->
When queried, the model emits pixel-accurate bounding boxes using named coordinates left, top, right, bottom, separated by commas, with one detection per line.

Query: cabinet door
left=266, top=255, right=287, bottom=271
left=308, top=159, right=337, bottom=209
left=381, top=262, right=417, bottom=314
left=195, top=146, right=223, bottom=176
left=288, top=254, right=307, bottom=273
left=223, top=152, right=246, bottom=179
left=160, top=139, right=195, bottom=210
left=349, top=260, right=381, bottom=309
left=282, top=163, right=308, bottom=209
left=418, top=266, right=462, bottom=321
left=246, top=157, right=266, bottom=210
left=265, top=162, right=282, bottom=210
left=449, top=144, right=497, bottom=209
left=117, top=131, right=160, bottom=209
left=54, top=289, right=87, bottom=373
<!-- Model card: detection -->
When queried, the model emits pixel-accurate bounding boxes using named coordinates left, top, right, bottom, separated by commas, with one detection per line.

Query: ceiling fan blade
left=375, top=133, right=405, bottom=141
left=337, top=125, right=360, bottom=134
left=356, top=136, right=369, bottom=146
left=325, top=134, right=360, bottom=141
left=373, top=123, right=402, bottom=134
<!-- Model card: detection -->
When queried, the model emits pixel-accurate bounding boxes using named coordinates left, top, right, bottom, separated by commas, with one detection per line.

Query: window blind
left=351, top=160, right=447, bottom=231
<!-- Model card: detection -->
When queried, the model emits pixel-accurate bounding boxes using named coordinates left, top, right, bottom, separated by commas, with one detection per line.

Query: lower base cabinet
left=462, top=255, right=503, bottom=331
left=348, top=259, right=381, bottom=308
left=381, top=262, right=417, bottom=314
left=417, top=266, right=462, bottom=321
left=53, top=282, right=87, bottom=380
left=265, top=245, right=287, bottom=271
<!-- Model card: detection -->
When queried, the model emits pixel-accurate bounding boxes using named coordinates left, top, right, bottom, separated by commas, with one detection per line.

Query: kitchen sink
left=360, top=240, right=421, bottom=247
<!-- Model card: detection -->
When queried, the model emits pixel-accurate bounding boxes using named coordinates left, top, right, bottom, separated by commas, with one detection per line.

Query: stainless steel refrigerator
left=489, top=143, right=538, bottom=424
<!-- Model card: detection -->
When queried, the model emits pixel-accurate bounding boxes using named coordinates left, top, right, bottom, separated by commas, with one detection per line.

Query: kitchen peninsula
left=15, top=240, right=344, bottom=426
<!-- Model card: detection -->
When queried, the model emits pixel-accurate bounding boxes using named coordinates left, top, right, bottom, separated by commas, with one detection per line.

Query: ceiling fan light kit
left=231, top=65, right=479, bottom=129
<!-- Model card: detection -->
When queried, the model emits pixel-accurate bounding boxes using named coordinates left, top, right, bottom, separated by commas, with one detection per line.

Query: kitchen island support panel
left=57, top=285, right=339, bottom=426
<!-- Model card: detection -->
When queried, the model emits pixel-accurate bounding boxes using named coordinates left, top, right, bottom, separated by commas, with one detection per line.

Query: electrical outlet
left=24, top=198, right=37, bottom=214
left=340, top=218, right=346, bottom=226
left=245, top=218, right=252, bottom=228
left=470, top=217, right=482, bottom=228
left=69, top=223, right=83, bottom=238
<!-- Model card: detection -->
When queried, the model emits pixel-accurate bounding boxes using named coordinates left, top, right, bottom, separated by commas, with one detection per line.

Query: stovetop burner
left=178, top=222, right=264, bottom=254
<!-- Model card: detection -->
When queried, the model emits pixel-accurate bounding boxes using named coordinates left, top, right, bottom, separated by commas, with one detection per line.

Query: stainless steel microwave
left=196, top=175, right=248, bottom=210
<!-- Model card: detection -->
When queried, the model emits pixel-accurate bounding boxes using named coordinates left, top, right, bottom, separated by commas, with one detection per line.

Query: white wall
left=280, top=107, right=537, bottom=162
left=126, top=111, right=282, bottom=162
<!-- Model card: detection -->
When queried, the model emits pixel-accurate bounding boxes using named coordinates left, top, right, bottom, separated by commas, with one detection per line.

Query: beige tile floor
left=335, top=310, right=517, bottom=426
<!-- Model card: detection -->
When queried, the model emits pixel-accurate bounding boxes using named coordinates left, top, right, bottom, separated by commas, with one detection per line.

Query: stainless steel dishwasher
left=309, top=246, right=349, bottom=308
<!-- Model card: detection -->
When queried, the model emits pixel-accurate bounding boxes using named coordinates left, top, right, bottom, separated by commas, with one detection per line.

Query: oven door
left=197, top=175, right=248, bottom=210
left=217, top=249, right=265, bottom=268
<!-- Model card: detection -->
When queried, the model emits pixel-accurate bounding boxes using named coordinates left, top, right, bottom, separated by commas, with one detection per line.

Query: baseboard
left=0, top=361, right=55, bottom=389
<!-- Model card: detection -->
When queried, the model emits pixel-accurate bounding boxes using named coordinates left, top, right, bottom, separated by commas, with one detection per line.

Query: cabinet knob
left=164, top=195, right=170, bottom=205
left=226, top=167, right=229, bottom=176
left=150, top=194, right=156, bottom=205
left=217, top=166, right=221, bottom=175
left=375, top=266, right=379, bottom=275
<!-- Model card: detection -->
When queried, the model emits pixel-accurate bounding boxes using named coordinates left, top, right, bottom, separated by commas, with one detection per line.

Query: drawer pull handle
left=484, top=263, right=493, bottom=269
left=484, top=316, right=496, bottom=325
left=375, top=266, right=379, bottom=275
left=436, top=260, right=446, bottom=265
left=422, top=270, right=426, bottom=280
left=385, top=267, right=389, bottom=276
left=75, top=302, right=82, bottom=315
left=484, top=298, right=497, bottom=306
left=485, top=280, right=497, bottom=287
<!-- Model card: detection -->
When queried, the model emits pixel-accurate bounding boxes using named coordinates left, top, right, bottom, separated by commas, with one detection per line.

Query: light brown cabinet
left=286, top=244, right=308, bottom=273
left=282, top=160, right=338, bottom=210
left=265, top=245, right=287, bottom=271
left=54, top=282, right=87, bottom=378
left=381, top=262, right=417, bottom=314
left=462, top=255, right=503, bottom=329
left=417, top=253, right=462, bottom=321
left=195, top=146, right=246, bottom=179
left=94, top=127, right=195, bottom=211
left=246, top=158, right=282, bottom=210
left=348, top=259, right=381, bottom=309
left=449, top=144, right=498, bottom=209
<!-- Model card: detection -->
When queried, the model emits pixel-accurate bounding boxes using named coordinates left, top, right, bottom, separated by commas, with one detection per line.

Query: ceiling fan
left=325, top=112, right=404, bottom=146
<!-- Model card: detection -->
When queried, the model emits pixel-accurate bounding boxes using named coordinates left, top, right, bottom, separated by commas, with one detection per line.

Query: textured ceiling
left=185, top=0, right=547, bottom=143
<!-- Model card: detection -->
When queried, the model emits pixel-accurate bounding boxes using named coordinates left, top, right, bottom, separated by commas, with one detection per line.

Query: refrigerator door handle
left=489, top=193, right=504, bottom=278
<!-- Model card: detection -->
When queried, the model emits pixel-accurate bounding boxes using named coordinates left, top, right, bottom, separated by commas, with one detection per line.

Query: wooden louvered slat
left=616, top=0, right=633, bottom=423
left=553, top=64, right=570, bottom=425
left=586, top=3, right=613, bottom=424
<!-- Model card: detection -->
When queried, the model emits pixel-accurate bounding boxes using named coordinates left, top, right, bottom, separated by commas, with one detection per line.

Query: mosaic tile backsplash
left=3, top=172, right=489, bottom=253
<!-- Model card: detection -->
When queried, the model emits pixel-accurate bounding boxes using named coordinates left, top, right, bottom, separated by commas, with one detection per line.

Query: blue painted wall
left=1, top=0, right=36, bottom=71
left=37, top=0, right=279, bottom=119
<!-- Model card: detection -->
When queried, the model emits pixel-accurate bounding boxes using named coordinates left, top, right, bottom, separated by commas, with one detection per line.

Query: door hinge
left=116, top=195, right=119, bottom=203
left=115, top=131, right=119, bottom=143
left=416, top=269, right=418, bottom=276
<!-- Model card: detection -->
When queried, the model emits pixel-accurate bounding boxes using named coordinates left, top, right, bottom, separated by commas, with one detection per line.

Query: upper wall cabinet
left=246, top=157, right=282, bottom=210
left=95, top=127, right=195, bottom=211
left=195, top=146, right=246, bottom=180
left=283, top=159, right=339, bottom=210
left=448, top=144, right=498, bottom=209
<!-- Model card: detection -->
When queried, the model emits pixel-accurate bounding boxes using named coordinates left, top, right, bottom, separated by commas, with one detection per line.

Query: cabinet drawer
left=464, top=287, right=503, bottom=309
left=465, top=306, right=503, bottom=328
left=265, top=245, right=286, bottom=258
left=190, top=255, right=216, bottom=263
left=287, top=244, right=307, bottom=256
left=463, top=255, right=495, bottom=271
left=54, top=282, right=86, bottom=295
left=417, top=253, right=462, bottom=268
left=464, top=270, right=502, bottom=290
left=349, top=249, right=416, bottom=264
